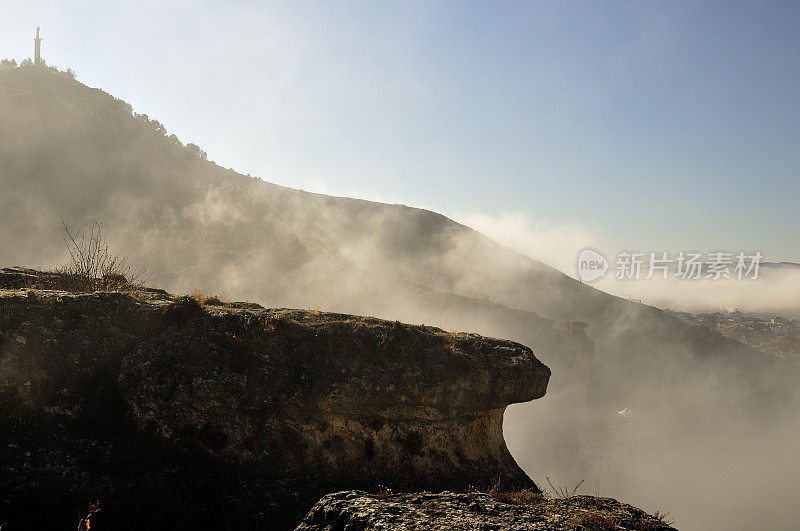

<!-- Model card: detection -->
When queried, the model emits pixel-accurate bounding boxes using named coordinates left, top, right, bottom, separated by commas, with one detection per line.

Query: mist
left=2, top=54, right=800, bottom=530
left=593, top=269, right=800, bottom=316
left=463, top=210, right=800, bottom=316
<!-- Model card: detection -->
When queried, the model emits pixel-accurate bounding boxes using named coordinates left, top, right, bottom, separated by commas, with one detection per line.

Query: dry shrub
left=59, top=220, right=148, bottom=291
left=544, top=475, right=584, bottom=498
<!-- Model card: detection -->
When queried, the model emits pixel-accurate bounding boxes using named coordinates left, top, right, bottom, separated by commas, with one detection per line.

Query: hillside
left=2, top=65, right=799, bottom=526
left=0, top=66, right=791, bottom=406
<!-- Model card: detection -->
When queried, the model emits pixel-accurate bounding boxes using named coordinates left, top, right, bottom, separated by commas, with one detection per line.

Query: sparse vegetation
left=487, top=478, right=546, bottom=506
left=652, top=510, right=674, bottom=526
left=309, top=299, right=323, bottom=315
left=58, top=220, right=147, bottom=291
left=544, top=475, right=585, bottom=498
left=582, top=508, right=620, bottom=529
left=186, top=142, right=207, bottom=160
left=190, top=286, right=227, bottom=307
left=490, top=488, right=544, bottom=506
left=191, top=287, right=208, bottom=305
left=376, top=485, right=393, bottom=500
left=1, top=57, right=75, bottom=78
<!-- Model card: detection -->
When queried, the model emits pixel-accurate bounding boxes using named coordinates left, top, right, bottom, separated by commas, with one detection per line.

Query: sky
left=3, top=0, right=799, bottom=267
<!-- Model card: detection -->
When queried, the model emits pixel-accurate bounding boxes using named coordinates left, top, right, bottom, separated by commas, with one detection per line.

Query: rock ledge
left=297, top=490, right=677, bottom=530
left=0, top=267, right=550, bottom=528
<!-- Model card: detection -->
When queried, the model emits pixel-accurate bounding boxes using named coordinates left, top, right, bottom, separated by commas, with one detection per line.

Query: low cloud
left=455, top=210, right=598, bottom=274
left=594, top=268, right=800, bottom=315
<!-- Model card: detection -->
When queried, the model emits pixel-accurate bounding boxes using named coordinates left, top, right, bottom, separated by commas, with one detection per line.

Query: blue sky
left=3, top=1, right=799, bottom=264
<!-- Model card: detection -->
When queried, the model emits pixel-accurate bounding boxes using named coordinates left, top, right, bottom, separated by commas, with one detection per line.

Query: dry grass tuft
left=191, top=287, right=208, bottom=305
left=544, top=475, right=584, bottom=498
left=190, top=286, right=228, bottom=307
left=488, top=478, right=545, bottom=506
left=491, top=489, right=544, bottom=506
left=582, top=508, right=620, bottom=529
left=308, top=298, right=323, bottom=315
left=651, top=510, right=674, bottom=526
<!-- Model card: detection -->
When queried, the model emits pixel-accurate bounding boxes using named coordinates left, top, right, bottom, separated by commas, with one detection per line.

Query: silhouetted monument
left=34, top=27, right=42, bottom=67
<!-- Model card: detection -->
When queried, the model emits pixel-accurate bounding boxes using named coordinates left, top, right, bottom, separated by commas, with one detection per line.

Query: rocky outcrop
left=0, top=268, right=549, bottom=529
left=118, top=303, right=549, bottom=493
left=296, top=490, right=677, bottom=530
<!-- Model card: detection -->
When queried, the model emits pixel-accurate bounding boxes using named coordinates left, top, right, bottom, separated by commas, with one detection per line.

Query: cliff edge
left=0, top=267, right=549, bottom=529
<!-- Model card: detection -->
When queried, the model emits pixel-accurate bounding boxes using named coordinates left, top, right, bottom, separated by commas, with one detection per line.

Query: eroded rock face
left=0, top=268, right=550, bottom=528
left=296, top=491, right=678, bottom=531
left=118, top=304, right=550, bottom=492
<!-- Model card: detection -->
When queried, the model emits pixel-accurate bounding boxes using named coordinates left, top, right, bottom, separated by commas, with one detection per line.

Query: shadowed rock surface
left=296, top=490, right=677, bottom=530
left=0, top=267, right=548, bottom=529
